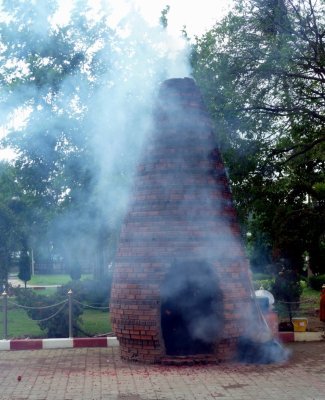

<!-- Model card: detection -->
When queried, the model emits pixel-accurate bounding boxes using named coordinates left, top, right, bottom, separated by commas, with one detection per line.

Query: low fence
left=1, top=289, right=109, bottom=340
left=1, top=290, right=322, bottom=340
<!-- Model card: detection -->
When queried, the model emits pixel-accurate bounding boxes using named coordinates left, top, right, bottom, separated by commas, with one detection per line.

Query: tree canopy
left=0, top=0, right=186, bottom=279
left=191, top=0, right=325, bottom=274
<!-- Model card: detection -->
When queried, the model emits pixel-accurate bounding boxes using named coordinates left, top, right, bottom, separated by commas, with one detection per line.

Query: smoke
left=75, top=2, right=192, bottom=266
left=113, top=77, right=289, bottom=363
left=0, top=0, right=191, bottom=271
left=1, top=2, right=288, bottom=364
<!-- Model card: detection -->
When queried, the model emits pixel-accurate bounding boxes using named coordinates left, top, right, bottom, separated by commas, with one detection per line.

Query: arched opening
left=161, top=260, right=224, bottom=356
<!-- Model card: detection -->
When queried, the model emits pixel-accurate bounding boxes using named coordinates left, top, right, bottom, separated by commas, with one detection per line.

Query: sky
left=52, top=0, right=234, bottom=37
left=107, top=0, right=234, bottom=37
left=0, top=0, right=234, bottom=161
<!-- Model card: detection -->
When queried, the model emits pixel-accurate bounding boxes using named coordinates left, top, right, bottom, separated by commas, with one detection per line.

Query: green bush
left=13, top=276, right=112, bottom=337
left=308, top=274, right=325, bottom=291
left=15, top=282, right=83, bottom=338
left=271, top=268, right=302, bottom=320
left=69, top=263, right=82, bottom=281
left=79, top=276, right=112, bottom=308
left=272, top=269, right=302, bottom=302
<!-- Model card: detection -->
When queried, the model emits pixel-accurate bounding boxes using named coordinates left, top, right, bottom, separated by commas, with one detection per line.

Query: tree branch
left=271, top=135, right=325, bottom=163
left=242, top=105, right=325, bottom=123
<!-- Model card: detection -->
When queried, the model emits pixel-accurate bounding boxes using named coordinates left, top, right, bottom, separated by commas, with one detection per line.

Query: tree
left=191, top=0, right=325, bottom=274
left=0, top=0, right=179, bottom=277
left=0, top=0, right=129, bottom=276
left=0, top=162, right=28, bottom=287
left=18, top=245, right=31, bottom=288
left=69, top=262, right=81, bottom=281
left=15, top=282, right=83, bottom=337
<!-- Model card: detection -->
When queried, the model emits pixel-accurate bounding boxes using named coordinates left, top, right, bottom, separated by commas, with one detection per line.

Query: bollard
left=2, top=291, right=8, bottom=339
left=68, top=289, right=73, bottom=338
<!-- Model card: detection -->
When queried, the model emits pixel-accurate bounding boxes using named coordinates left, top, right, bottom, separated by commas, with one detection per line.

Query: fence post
left=2, top=291, right=8, bottom=339
left=68, top=289, right=73, bottom=338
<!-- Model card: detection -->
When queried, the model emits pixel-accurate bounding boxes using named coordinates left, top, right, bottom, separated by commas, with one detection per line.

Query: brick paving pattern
left=0, top=342, right=324, bottom=399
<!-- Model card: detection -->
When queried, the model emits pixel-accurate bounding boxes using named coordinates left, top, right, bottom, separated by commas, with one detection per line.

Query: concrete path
left=0, top=342, right=324, bottom=400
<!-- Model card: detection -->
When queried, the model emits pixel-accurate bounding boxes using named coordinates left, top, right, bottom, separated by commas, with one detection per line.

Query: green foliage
left=248, top=230, right=273, bottom=273
left=28, top=274, right=77, bottom=286
left=191, top=0, right=325, bottom=274
left=252, top=272, right=273, bottom=281
left=27, top=273, right=92, bottom=286
left=15, top=281, right=83, bottom=338
left=69, top=263, right=81, bottom=281
left=0, top=307, right=43, bottom=338
left=308, top=274, right=325, bottom=291
left=0, top=163, right=32, bottom=286
left=271, top=266, right=303, bottom=320
left=18, top=248, right=31, bottom=287
left=0, top=2, right=114, bottom=277
left=79, top=275, right=112, bottom=307
left=81, top=309, right=111, bottom=336
left=14, top=276, right=111, bottom=337
left=0, top=0, right=166, bottom=278
left=272, top=269, right=302, bottom=302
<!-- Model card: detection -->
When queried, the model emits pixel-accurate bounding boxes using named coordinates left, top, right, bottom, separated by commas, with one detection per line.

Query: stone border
left=0, top=337, right=119, bottom=351
left=0, top=332, right=323, bottom=351
left=278, top=331, right=324, bottom=343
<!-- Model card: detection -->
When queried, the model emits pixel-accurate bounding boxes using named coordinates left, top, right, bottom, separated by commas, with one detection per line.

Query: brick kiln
left=110, top=78, right=278, bottom=364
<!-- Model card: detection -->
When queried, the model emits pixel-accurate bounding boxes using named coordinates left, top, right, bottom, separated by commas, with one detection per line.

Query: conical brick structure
left=110, top=78, right=281, bottom=364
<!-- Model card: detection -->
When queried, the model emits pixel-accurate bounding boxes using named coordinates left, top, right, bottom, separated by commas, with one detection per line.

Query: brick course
left=110, top=78, right=260, bottom=363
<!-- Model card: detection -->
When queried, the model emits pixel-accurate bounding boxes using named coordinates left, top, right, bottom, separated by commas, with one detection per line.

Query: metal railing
left=1, top=290, right=109, bottom=340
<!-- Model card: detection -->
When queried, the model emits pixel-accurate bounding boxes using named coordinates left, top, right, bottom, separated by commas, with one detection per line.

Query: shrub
left=15, top=282, right=83, bottom=338
left=69, top=263, right=82, bottom=281
left=18, top=249, right=31, bottom=288
left=79, top=275, right=112, bottom=308
left=308, top=274, right=325, bottom=291
left=14, top=276, right=112, bottom=337
left=271, top=268, right=303, bottom=320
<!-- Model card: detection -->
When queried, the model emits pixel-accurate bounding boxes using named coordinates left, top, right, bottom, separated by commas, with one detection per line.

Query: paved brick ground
left=0, top=342, right=324, bottom=400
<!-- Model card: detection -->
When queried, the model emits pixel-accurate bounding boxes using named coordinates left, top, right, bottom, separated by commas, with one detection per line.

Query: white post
left=68, top=289, right=73, bottom=338
left=2, top=291, right=8, bottom=339
left=31, top=249, right=35, bottom=276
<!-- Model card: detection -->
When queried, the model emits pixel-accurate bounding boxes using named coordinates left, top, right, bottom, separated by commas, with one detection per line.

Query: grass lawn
left=302, top=285, right=320, bottom=300
left=0, top=301, right=111, bottom=339
left=27, top=274, right=92, bottom=286
left=81, top=310, right=112, bottom=336
left=298, top=285, right=320, bottom=314
left=31, top=287, right=58, bottom=296
left=0, top=308, right=43, bottom=338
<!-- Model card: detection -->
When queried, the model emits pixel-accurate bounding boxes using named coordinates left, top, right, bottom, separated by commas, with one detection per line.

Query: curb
left=0, top=332, right=322, bottom=351
left=0, top=337, right=119, bottom=351
left=278, top=331, right=324, bottom=343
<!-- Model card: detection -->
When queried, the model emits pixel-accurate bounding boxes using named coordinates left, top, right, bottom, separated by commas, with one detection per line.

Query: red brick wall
left=110, top=78, right=256, bottom=363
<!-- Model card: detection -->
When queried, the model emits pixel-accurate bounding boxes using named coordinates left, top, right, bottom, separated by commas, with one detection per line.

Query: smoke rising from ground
left=0, top=0, right=191, bottom=270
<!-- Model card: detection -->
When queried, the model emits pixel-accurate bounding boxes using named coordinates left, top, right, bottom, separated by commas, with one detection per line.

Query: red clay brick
left=111, top=78, right=270, bottom=364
